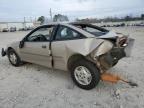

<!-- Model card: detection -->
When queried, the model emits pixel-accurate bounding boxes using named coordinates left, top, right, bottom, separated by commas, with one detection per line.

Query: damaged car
left=1, top=23, right=134, bottom=90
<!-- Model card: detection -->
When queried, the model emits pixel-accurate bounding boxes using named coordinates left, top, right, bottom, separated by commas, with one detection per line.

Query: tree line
left=76, top=14, right=144, bottom=23
left=37, top=14, right=69, bottom=24
left=37, top=13, right=144, bottom=24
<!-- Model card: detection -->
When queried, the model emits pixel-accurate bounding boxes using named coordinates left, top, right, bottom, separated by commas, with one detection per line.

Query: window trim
left=71, top=23, right=109, bottom=32
left=52, top=25, right=86, bottom=41
left=24, top=25, right=56, bottom=42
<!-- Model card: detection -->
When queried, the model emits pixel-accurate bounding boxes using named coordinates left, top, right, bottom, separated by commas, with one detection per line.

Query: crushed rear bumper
left=99, top=38, right=135, bottom=70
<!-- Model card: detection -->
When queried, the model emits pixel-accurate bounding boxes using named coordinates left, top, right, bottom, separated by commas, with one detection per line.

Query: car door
left=51, top=25, right=85, bottom=70
left=19, top=25, right=54, bottom=68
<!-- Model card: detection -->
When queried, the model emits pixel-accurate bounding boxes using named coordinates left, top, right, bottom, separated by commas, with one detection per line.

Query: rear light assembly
left=117, top=36, right=128, bottom=47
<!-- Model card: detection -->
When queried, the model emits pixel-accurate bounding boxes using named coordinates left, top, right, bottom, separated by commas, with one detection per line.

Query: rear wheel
left=70, top=59, right=101, bottom=90
left=7, top=49, right=22, bottom=66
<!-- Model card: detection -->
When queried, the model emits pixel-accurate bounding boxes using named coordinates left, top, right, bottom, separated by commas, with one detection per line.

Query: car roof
left=42, top=21, right=93, bottom=26
left=40, top=22, right=106, bottom=38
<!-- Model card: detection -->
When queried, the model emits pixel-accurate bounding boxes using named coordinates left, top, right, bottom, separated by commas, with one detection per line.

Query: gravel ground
left=0, top=27, right=144, bottom=108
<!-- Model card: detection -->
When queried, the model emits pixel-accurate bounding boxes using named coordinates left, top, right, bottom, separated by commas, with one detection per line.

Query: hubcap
left=74, top=66, right=92, bottom=85
left=9, top=52, right=17, bottom=64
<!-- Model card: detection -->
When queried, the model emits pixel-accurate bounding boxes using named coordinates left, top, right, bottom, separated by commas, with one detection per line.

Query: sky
left=0, top=0, right=144, bottom=22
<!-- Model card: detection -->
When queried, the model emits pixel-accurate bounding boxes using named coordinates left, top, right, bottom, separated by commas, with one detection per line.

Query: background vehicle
left=2, top=28, right=9, bottom=32
left=10, top=27, right=16, bottom=32
left=1, top=23, right=134, bottom=90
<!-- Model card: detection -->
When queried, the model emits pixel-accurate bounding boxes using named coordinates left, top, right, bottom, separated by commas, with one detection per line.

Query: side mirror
left=19, top=40, right=25, bottom=48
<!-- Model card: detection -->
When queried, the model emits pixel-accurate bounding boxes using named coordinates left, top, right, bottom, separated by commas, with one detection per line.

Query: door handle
left=42, top=45, right=46, bottom=48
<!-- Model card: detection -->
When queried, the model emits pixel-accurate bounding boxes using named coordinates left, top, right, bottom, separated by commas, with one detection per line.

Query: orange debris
left=101, top=73, right=121, bottom=83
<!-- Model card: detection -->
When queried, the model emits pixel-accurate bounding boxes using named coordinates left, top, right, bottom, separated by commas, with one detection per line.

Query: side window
left=83, top=26, right=102, bottom=33
left=55, top=26, right=82, bottom=40
left=82, top=26, right=106, bottom=36
left=27, top=26, right=54, bottom=42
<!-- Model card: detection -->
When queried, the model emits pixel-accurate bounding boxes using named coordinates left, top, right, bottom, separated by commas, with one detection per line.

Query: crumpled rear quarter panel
left=52, top=38, right=104, bottom=71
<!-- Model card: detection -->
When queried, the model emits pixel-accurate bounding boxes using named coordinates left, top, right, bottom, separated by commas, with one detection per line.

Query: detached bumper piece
left=101, top=73, right=138, bottom=87
left=1, top=48, right=6, bottom=57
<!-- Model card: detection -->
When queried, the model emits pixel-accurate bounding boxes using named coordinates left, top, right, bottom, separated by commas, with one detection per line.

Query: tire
left=70, top=59, right=101, bottom=90
left=7, top=49, right=22, bottom=66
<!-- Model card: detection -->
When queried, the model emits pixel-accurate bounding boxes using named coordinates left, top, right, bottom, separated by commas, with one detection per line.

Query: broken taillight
left=117, top=36, right=128, bottom=47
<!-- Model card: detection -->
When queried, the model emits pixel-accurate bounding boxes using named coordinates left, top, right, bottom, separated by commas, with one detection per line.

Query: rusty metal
left=101, top=72, right=138, bottom=87
left=101, top=73, right=120, bottom=83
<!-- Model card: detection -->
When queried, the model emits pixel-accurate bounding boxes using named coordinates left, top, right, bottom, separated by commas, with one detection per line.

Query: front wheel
left=70, top=59, right=101, bottom=90
left=7, top=49, right=22, bottom=66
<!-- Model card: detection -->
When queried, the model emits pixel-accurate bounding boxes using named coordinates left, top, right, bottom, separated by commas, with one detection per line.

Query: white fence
left=0, top=22, right=34, bottom=31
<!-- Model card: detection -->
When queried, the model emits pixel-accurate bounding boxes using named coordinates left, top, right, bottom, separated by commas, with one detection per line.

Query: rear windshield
left=72, top=24, right=109, bottom=37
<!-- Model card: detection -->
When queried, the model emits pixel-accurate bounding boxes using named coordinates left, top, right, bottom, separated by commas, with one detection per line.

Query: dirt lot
left=0, top=27, right=144, bottom=108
